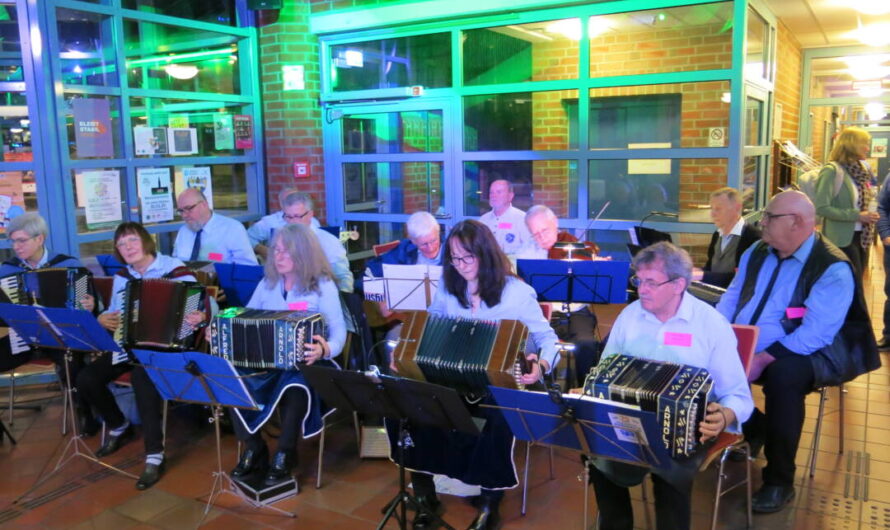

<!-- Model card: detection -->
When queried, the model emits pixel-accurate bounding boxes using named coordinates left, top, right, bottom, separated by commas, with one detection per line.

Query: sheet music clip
left=552, top=241, right=588, bottom=261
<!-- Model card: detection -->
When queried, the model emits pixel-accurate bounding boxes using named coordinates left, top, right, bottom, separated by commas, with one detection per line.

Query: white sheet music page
left=382, top=264, right=443, bottom=311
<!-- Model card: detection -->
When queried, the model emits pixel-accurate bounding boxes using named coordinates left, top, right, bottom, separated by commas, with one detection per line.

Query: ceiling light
left=844, top=55, right=890, bottom=79
left=846, top=22, right=890, bottom=47
left=845, top=0, right=890, bottom=16
left=545, top=17, right=611, bottom=41
left=865, top=102, right=886, bottom=121
left=163, top=64, right=199, bottom=80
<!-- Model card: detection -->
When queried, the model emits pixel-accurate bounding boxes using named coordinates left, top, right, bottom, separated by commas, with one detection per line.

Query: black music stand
left=302, top=364, right=478, bottom=530
left=486, top=386, right=666, bottom=529
left=0, top=303, right=138, bottom=504
left=517, top=259, right=630, bottom=307
left=129, top=349, right=294, bottom=520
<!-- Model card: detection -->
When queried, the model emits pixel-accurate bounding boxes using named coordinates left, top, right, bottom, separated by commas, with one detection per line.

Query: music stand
left=302, top=364, right=478, bottom=530
left=213, top=262, right=264, bottom=307
left=129, top=349, right=294, bottom=520
left=365, top=264, right=441, bottom=311
left=486, top=386, right=667, bottom=529
left=517, top=259, right=630, bottom=307
left=0, top=303, right=138, bottom=504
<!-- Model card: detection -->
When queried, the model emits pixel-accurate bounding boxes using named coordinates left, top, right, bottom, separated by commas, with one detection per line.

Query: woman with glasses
left=76, top=222, right=205, bottom=490
left=395, top=219, right=559, bottom=530
left=229, top=223, right=346, bottom=487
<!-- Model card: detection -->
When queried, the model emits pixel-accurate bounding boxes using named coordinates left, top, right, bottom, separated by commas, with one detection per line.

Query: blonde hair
left=829, top=127, right=871, bottom=165
left=264, top=224, right=333, bottom=295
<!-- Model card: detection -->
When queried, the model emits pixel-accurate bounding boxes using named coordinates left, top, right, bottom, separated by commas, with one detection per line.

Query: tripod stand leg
left=0, top=418, right=15, bottom=444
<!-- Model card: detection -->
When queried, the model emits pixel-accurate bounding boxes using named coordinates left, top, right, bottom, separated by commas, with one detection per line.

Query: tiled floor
left=2, top=254, right=890, bottom=529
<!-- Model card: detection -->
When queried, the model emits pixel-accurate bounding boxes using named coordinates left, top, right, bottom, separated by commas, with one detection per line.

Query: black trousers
left=130, top=364, right=165, bottom=455
left=76, top=353, right=131, bottom=430
left=231, top=386, right=308, bottom=457
left=744, top=354, right=816, bottom=488
left=589, top=463, right=693, bottom=530
left=840, top=231, right=868, bottom=281
left=42, top=349, right=87, bottom=410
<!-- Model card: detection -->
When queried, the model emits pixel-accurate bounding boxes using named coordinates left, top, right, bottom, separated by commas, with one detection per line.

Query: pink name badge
left=289, top=301, right=308, bottom=311
left=664, top=332, right=692, bottom=347
left=786, top=306, right=807, bottom=319
left=207, top=252, right=224, bottom=262
left=498, top=222, right=512, bottom=229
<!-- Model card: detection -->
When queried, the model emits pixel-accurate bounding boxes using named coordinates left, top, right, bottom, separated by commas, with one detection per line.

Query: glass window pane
left=344, top=221, right=405, bottom=257
left=343, top=162, right=443, bottom=214
left=342, top=110, right=443, bottom=154
left=173, top=163, right=248, bottom=216
left=124, top=19, right=240, bottom=94
left=809, top=54, right=890, bottom=100
left=0, top=86, right=31, bottom=162
left=58, top=8, right=117, bottom=87
left=589, top=158, right=729, bottom=221
left=745, top=96, right=763, bottom=146
left=463, top=18, right=578, bottom=86
left=330, top=33, right=451, bottom=92
left=121, top=0, right=236, bottom=26
left=130, top=97, right=251, bottom=157
left=464, top=90, right=578, bottom=151
left=464, top=160, right=578, bottom=218
left=588, top=82, right=729, bottom=149
left=64, top=94, right=122, bottom=160
left=589, top=2, right=732, bottom=78
left=742, top=156, right=758, bottom=213
left=72, top=167, right=128, bottom=234
left=746, top=7, right=768, bottom=80
left=0, top=5, right=21, bottom=54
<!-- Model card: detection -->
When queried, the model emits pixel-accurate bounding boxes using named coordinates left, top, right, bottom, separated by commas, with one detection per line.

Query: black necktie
left=189, top=229, right=203, bottom=261
left=748, top=256, right=787, bottom=325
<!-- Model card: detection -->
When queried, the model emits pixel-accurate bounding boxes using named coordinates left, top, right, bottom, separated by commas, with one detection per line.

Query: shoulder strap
left=163, top=265, right=194, bottom=280
left=115, top=267, right=135, bottom=281
left=44, top=253, right=77, bottom=267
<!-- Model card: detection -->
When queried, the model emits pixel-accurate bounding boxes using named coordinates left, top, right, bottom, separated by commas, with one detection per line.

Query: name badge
left=786, top=306, right=807, bottom=319
left=498, top=222, right=512, bottom=230
left=289, top=301, right=308, bottom=311
left=664, top=332, right=692, bottom=347
left=208, top=252, right=224, bottom=262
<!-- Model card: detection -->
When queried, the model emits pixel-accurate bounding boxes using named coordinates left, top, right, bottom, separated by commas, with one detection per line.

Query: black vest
left=734, top=233, right=879, bottom=388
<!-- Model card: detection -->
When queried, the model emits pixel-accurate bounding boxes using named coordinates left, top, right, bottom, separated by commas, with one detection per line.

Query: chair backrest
left=539, top=303, right=552, bottom=322
left=373, top=240, right=400, bottom=257
left=731, top=323, right=759, bottom=377
left=96, top=254, right=125, bottom=277
left=92, top=276, right=115, bottom=310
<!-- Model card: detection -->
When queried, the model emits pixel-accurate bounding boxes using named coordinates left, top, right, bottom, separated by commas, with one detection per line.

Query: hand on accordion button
left=185, top=310, right=206, bottom=330
left=699, top=402, right=735, bottom=443
left=304, top=335, right=329, bottom=365
left=98, top=311, right=121, bottom=332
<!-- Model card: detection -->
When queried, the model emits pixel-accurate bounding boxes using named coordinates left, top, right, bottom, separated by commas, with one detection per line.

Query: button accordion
left=392, top=310, right=530, bottom=394
left=0, top=267, right=92, bottom=310
left=209, top=307, right=326, bottom=370
left=112, top=278, right=205, bottom=350
left=582, top=354, right=713, bottom=458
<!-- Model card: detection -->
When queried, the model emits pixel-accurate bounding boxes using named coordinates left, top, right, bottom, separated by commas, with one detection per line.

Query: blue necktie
left=189, top=229, right=203, bottom=261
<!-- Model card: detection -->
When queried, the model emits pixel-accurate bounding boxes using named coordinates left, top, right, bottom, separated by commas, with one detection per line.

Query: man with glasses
left=591, top=241, right=752, bottom=530
left=247, top=187, right=321, bottom=260
left=479, top=179, right=532, bottom=257
left=171, top=188, right=258, bottom=266
left=716, top=190, right=877, bottom=514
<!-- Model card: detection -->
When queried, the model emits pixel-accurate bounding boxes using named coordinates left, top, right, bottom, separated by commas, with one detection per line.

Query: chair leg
left=316, top=421, right=325, bottom=489
left=710, top=450, right=727, bottom=530
left=8, top=371, right=13, bottom=426
left=745, top=445, right=753, bottom=528
left=838, top=384, right=845, bottom=455
left=548, top=446, right=554, bottom=479
left=161, top=400, right=168, bottom=448
left=809, top=387, right=828, bottom=478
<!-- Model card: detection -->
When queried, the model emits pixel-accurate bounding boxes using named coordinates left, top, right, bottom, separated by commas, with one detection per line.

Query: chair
left=372, top=240, right=400, bottom=257
left=808, top=383, right=844, bottom=478
left=96, top=254, right=126, bottom=277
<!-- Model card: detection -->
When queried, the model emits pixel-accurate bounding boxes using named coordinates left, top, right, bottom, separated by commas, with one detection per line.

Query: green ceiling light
left=126, top=46, right=237, bottom=68
left=657, top=12, right=666, bottom=22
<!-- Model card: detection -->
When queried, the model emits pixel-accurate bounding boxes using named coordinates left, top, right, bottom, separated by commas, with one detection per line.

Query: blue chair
left=96, top=254, right=126, bottom=277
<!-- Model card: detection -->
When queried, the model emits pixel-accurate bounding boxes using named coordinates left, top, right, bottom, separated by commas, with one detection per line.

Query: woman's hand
left=518, top=354, right=547, bottom=385
left=303, top=334, right=329, bottom=365
left=185, top=310, right=206, bottom=329
left=699, top=402, right=735, bottom=443
left=98, top=311, right=121, bottom=332
left=859, top=211, right=879, bottom=224
left=80, top=294, right=95, bottom=313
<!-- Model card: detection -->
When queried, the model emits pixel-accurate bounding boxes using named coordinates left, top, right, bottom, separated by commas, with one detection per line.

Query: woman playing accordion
left=393, top=220, right=560, bottom=530
left=228, top=223, right=346, bottom=486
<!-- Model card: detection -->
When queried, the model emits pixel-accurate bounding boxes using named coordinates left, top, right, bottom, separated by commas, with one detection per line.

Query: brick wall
left=775, top=20, right=802, bottom=145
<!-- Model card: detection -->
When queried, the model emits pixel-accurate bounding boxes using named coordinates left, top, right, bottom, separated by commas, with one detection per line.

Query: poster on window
left=0, top=171, right=25, bottom=233
left=73, top=98, right=113, bottom=158
left=234, top=114, right=254, bottom=149
left=79, top=170, right=122, bottom=230
left=137, top=167, right=174, bottom=224
left=872, top=138, right=887, bottom=158
left=181, top=166, right=213, bottom=210
left=167, top=128, right=198, bottom=155
left=213, top=113, right=234, bottom=151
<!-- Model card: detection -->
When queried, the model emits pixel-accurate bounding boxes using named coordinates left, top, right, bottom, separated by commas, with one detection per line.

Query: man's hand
left=691, top=267, right=704, bottom=281
left=747, top=351, right=776, bottom=382
left=699, top=402, right=735, bottom=442
left=98, top=311, right=121, bottom=332
left=519, top=354, right=548, bottom=385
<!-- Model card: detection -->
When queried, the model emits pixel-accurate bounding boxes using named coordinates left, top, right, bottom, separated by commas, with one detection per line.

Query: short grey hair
left=490, top=179, right=514, bottom=193
left=710, top=187, right=740, bottom=203
left=281, top=191, right=313, bottom=211
left=406, top=211, right=439, bottom=240
left=525, top=204, right=557, bottom=224
left=632, top=241, right=692, bottom=287
left=8, top=212, right=48, bottom=239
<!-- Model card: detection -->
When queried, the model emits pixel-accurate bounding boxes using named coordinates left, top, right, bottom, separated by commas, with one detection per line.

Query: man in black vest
left=694, top=187, right=760, bottom=288
left=716, top=191, right=878, bottom=513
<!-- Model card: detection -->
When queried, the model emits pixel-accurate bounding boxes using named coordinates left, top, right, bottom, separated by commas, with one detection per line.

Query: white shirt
left=105, top=254, right=196, bottom=314
left=313, top=227, right=354, bottom=293
left=247, top=211, right=321, bottom=248
left=479, top=205, right=532, bottom=256
left=173, top=212, right=258, bottom=266
left=602, top=291, right=753, bottom=432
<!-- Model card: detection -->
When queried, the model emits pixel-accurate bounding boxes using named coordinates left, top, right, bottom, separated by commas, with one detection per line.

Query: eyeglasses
left=271, top=246, right=291, bottom=256
left=451, top=254, right=477, bottom=266
left=531, top=227, right=556, bottom=240
left=760, top=211, right=795, bottom=223
left=115, top=236, right=142, bottom=249
left=283, top=210, right=312, bottom=222
left=10, top=235, right=36, bottom=246
left=630, top=275, right=676, bottom=290
left=175, top=201, right=204, bottom=215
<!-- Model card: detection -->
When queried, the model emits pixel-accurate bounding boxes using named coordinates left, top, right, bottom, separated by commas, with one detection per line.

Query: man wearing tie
left=694, top=187, right=760, bottom=288
left=172, top=188, right=258, bottom=266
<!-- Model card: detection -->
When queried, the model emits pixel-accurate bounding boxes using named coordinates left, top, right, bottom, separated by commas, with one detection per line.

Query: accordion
left=0, top=267, right=92, bottom=310
left=583, top=354, right=713, bottom=458
left=392, top=310, right=530, bottom=394
left=209, top=307, right=326, bottom=370
left=113, top=278, right=205, bottom=350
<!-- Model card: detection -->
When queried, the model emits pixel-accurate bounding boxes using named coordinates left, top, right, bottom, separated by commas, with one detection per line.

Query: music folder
left=363, top=264, right=442, bottom=311
left=213, top=262, right=264, bottom=307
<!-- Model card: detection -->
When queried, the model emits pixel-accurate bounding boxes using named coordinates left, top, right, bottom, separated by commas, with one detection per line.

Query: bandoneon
left=209, top=307, right=326, bottom=370
left=113, top=278, right=205, bottom=349
left=583, top=354, right=713, bottom=458
left=393, top=310, right=529, bottom=393
left=0, top=267, right=92, bottom=309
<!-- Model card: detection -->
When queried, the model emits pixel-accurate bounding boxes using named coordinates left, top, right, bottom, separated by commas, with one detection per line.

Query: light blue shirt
left=313, top=227, right=353, bottom=293
left=247, top=211, right=320, bottom=248
left=716, top=233, right=854, bottom=356
left=105, top=254, right=196, bottom=314
left=427, top=276, right=560, bottom=372
left=173, top=212, right=258, bottom=266
left=603, top=291, right=753, bottom=431
left=246, top=276, right=346, bottom=359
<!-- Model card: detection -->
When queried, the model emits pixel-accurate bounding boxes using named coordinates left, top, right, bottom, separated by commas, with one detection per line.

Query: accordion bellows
left=583, top=354, right=713, bottom=458
left=113, top=278, right=205, bottom=349
left=0, top=267, right=91, bottom=309
left=210, top=307, right=326, bottom=370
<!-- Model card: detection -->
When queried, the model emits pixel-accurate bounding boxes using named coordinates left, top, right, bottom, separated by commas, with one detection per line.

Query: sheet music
left=382, top=264, right=442, bottom=311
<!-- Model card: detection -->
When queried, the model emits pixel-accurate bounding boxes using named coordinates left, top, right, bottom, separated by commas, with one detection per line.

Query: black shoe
left=136, top=461, right=166, bottom=490
left=467, top=497, right=500, bottom=530
left=878, top=337, right=890, bottom=350
left=412, top=494, right=442, bottom=529
left=264, top=450, right=296, bottom=486
left=752, top=485, right=795, bottom=513
left=77, top=409, right=100, bottom=438
left=231, top=444, right=268, bottom=478
left=95, top=425, right=133, bottom=458
left=730, top=437, right=763, bottom=462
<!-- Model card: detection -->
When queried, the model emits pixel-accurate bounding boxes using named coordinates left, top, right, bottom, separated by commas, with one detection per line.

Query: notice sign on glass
left=79, top=169, right=122, bottom=230
left=182, top=166, right=213, bottom=210
left=73, top=98, right=113, bottom=158
left=234, top=114, right=253, bottom=149
left=137, top=167, right=174, bottom=224
left=214, top=113, right=234, bottom=151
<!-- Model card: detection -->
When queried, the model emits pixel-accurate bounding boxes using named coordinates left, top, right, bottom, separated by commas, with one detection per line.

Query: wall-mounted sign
left=73, top=98, right=113, bottom=158
left=234, top=114, right=254, bottom=149
left=283, top=65, right=304, bottom=91
left=137, top=167, right=174, bottom=224
left=294, top=160, right=310, bottom=179
left=78, top=169, right=122, bottom=230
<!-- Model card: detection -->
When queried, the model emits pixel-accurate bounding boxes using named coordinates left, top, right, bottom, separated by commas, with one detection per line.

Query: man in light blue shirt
left=247, top=187, right=321, bottom=259
left=172, top=188, right=258, bottom=266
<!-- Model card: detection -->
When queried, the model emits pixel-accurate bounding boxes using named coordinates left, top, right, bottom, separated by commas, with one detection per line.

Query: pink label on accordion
left=663, top=332, right=692, bottom=347
left=208, top=252, right=224, bottom=261
left=786, top=306, right=806, bottom=319
left=497, top=222, right=512, bottom=229
left=289, top=301, right=308, bottom=311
